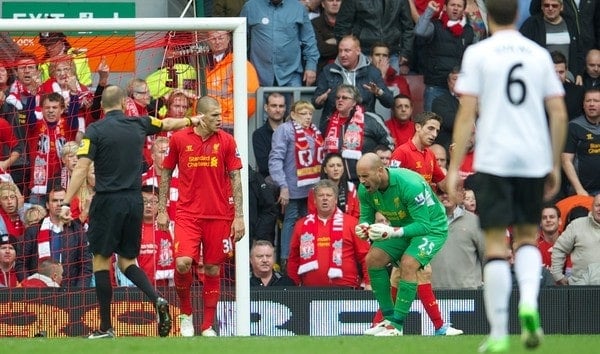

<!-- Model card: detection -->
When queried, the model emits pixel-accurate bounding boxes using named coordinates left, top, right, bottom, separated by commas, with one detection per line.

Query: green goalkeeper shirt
left=358, top=168, right=448, bottom=238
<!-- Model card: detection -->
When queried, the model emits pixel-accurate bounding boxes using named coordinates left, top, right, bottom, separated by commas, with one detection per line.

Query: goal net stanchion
left=0, top=17, right=250, bottom=337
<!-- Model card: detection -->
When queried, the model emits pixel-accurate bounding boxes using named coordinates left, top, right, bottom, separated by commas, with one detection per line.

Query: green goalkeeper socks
left=392, top=280, right=417, bottom=325
left=368, top=267, right=394, bottom=317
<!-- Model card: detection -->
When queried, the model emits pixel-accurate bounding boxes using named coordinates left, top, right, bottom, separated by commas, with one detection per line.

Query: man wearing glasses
left=5, top=53, right=40, bottom=194
left=125, top=78, right=152, bottom=117
left=321, top=84, right=394, bottom=182
left=137, top=185, right=174, bottom=287
left=520, top=0, right=584, bottom=83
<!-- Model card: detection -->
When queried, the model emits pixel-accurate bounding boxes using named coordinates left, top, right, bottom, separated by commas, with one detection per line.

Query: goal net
left=0, top=17, right=250, bottom=337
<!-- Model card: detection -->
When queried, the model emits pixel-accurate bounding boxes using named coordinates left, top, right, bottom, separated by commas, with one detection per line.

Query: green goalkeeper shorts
left=371, top=232, right=447, bottom=267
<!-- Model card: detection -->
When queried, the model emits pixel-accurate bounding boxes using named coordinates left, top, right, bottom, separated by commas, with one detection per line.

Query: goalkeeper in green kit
left=355, top=153, right=448, bottom=336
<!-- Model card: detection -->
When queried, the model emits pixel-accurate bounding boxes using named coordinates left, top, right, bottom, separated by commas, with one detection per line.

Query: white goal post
left=0, top=17, right=251, bottom=336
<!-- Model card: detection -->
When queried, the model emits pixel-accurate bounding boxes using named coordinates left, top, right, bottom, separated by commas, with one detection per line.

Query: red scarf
left=440, top=11, right=466, bottom=37
left=0, top=209, right=23, bottom=237
left=125, top=97, right=148, bottom=117
left=293, top=120, right=325, bottom=187
left=6, top=80, right=29, bottom=110
left=39, top=77, right=90, bottom=108
left=7, top=81, right=43, bottom=119
left=325, top=105, right=366, bottom=160
left=36, top=217, right=56, bottom=260
left=297, top=208, right=345, bottom=279
left=31, top=120, right=68, bottom=194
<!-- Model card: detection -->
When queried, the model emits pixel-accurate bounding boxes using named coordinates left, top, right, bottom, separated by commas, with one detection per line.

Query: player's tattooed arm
left=156, top=168, right=174, bottom=231
left=229, top=169, right=244, bottom=218
left=158, top=168, right=173, bottom=213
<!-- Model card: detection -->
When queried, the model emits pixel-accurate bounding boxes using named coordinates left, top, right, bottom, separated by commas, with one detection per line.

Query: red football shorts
left=173, top=216, right=234, bottom=265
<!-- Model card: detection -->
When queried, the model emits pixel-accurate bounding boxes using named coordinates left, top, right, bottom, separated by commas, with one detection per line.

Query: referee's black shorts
left=472, top=172, right=546, bottom=230
left=87, top=190, right=143, bottom=259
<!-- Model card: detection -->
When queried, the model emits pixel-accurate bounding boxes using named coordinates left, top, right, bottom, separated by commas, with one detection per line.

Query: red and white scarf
left=31, top=121, right=68, bottom=195
left=440, top=11, right=466, bottom=37
left=39, top=77, right=90, bottom=107
left=6, top=81, right=43, bottom=119
left=325, top=105, right=366, bottom=160
left=293, top=120, right=325, bottom=187
left=0, top=209, right=23, bottom=237
left=297, top=208, right=345, bottom=279
left=23, top=273, right=60, bottom=287
left=36, top=217, right=62, bottom=260
left=6, top=80, right=29, bottom=110
left=125, top=96, right=148, bottom=117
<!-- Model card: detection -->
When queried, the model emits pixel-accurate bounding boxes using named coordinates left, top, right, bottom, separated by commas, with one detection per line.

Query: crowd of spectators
left=0, top=0, right=598, bottom=337
left=241, top=0, right=600, bottom=291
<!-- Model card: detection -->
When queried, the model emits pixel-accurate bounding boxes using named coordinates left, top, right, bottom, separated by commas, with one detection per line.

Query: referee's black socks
left=124, top=264, right=159, bottom=302
left=94, top=270, right=113, bottom=331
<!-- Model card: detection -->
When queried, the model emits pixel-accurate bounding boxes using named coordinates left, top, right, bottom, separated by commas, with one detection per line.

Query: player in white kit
left=446, top=0, right=568, bottom=352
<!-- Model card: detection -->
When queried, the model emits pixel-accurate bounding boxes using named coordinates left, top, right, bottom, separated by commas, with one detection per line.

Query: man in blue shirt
left=241, top=0, right=320, bottom=87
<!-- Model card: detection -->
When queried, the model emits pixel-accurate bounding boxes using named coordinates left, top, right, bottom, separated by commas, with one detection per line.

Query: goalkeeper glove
left=355, top=222, right=370, bottom=240
left=368, top=223, right=404, bottom=241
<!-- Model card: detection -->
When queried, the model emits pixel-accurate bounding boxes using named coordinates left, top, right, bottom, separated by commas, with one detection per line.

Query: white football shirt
left=455, top=29, right=565, bottom=177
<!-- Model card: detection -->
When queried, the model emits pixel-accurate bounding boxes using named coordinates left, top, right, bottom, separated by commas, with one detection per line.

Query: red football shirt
left=385, top=118, right=415, bottom=147
left=537, top=233, right=572, bottom=270
left=139, top=222, right=174, bottom=285
left=459, top=150, right=475, bottom=180
left=390, top=140, right=445, bottom=184
left=287, top=213, right=370, bottom=288
left=162, top=129, right=242, bottom=220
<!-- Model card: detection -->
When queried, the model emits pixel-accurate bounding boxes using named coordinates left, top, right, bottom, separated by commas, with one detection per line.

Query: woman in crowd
left=307, top=152, right=360, bottom=218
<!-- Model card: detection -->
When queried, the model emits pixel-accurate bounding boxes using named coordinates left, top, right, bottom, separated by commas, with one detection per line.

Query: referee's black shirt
left=77, top=110, right=162, bottom=192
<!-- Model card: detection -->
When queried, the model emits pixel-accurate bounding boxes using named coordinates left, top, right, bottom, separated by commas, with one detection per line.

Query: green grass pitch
left=3, top=335, right=600, bottom=354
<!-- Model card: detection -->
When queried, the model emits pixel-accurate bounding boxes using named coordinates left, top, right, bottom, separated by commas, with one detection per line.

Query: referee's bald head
left=101, top=85, right=127, bottom=112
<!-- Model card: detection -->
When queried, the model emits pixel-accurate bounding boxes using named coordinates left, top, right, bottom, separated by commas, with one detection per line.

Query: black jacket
left=250, top=271, right=296, bottom=287
left=530, top=0, right=600, bottom=53
left=519, top=14, right=584, bottom=77
left=334, top=0, right=414, bottom=59
left=16, top=219, right=92, bottom=289
left=582, top=71, right=600, bottom=91
left=431, top=91, right=459, bottom=150
left=249, top=167, right=277, bottom=243
left=312, top=14, right=338, bottom=74
left=252, top=122, right=276, bottom=179
left=415, top=11, right=474, bottom=87
left=564, top=81, right=585, bottom=121
left=313, top=54, right=393, bottom=133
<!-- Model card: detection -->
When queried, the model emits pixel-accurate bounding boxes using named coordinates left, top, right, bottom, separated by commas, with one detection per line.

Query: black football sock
left=124, top=264, right=159, bottom=302
left=94, top=270, right=113, bottom=331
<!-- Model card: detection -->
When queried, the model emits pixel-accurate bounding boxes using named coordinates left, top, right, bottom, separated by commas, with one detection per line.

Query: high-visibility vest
left=146, top=63, right=198, bottom=100
left=205, top=53, right=259, bottom=126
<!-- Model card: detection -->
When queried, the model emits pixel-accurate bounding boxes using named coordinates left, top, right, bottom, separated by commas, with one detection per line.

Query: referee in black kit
left=60, top=85, right=203, bottom=339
